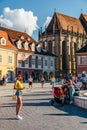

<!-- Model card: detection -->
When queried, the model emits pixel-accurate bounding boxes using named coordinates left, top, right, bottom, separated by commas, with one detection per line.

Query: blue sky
left=0, top=0, right=87, bottom=40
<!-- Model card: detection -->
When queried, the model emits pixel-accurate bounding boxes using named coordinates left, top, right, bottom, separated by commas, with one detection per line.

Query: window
left=1, top=38, right=6, bottom=45
left=24, top=42, right=28, bottom=50
left=50, top=61, right=53, bottom=67
left=18, top=60, right=22, bottom=67
left=0, top=55, right=2, bottom=63
left=25, top=58, right=28, bottom=67
left=27, top=37, right=30, bottom=41
left=31, top=43, right=35, bottom=52
left=45, top=60, right=47, bottom=66
left=18, top=43, right=21, bottom=49
left=18, top=54, right=22, bottom=67
left=45, top=41, right=47, bottom=47
left=38, top=59, right=41, bottom=65
left=18, top=71, right=21, bottom=75
left=21, top=36, right=24, bottom=40
left=77, top=56, right=80, bottom=65
left=17, top=40, right=21, bottom=49
left=48, top=41, right=52, bottom=52
left=32, top=58, right=35, bottom=65
left=8, top=56, right=12, bottom=63
left=82, top=56, right=86, bottom=64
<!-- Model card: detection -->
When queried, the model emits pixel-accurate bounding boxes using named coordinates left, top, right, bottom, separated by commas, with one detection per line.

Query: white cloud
left=43, top=16, right=52, bottom=28
left=0, top=7, right=38, bottom=36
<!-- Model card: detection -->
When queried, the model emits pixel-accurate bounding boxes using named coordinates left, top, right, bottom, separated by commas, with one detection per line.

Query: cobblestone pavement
left=0, top=83, right=87, bottom=130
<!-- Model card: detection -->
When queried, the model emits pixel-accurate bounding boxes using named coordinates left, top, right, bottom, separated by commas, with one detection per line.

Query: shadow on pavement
left=0, top=103, right=16, bottom=107
left=23, top=93, right=51, bottom=97
left=44, top=103, right=87, bottom=119
left=80, top=122, right=87, bottom=124
left=23, top=98, right=52, bottom=101
left=23, top=101, right=50, bottom=107
left=0, top=117, right=17, bottom=120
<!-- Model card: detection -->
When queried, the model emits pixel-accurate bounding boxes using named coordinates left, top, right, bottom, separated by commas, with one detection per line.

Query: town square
left=0, top=0, right=87, bottom=130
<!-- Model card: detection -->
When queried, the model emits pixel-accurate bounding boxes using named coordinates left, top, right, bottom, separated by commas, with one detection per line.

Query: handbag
left=12, top=95, right=17, bottom=100
left=12, top=89, right=17, bottom=100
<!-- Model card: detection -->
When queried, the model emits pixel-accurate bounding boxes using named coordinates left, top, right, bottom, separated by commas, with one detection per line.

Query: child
left=28, top=75, right=33, bottom=88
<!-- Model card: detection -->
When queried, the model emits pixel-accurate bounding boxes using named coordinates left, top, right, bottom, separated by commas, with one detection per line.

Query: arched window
left=62, top=41, right=67, bottom=74
left=74, top=42, right=78, bottom=65
left=74, top=43, right=77, bottom=53
left=48, top=41, right=52, bottom=52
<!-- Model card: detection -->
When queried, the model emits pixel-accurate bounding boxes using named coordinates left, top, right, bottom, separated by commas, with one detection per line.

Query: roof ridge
left=55, top=12, right=78, bottom=20
left=0, top=26, right=37, bottom=43
left=0, top=26, right=28, bottom=35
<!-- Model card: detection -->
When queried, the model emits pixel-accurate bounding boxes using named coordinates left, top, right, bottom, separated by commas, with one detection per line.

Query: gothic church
left=39, top=12, right=87, bottom=77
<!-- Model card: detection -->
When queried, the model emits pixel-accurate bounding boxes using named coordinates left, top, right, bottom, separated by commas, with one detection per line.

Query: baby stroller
left=50, top=85, right=70, bottom=105
left=50, top=87, right=65, bottom=105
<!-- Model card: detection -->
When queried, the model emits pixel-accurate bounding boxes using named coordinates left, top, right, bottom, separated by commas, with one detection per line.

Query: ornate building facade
left=39, top=12, right=87, bottom=77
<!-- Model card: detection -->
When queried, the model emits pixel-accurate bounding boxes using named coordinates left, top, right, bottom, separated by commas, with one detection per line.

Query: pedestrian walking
left=41, top=75, right=45, bottom=88
left=28, top=75, right=33, bottom=88
left=4, top=76, right=8, bottom=86
left=2, top=76, right=5, bottom=85
left=14, top=74, right=25, bottom=120
left=50, top=75, right=56, bottom=88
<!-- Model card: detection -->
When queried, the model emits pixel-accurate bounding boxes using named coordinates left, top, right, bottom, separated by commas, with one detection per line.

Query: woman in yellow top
left=14, top=75, right=25, bottom=120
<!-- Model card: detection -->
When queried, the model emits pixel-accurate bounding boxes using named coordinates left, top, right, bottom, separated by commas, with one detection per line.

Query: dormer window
left=37, top=44, right=41, bottom=52
left=31, top=43, right=35, bottom=52
left=24, top=42, right=28, bottom=50
left=0, top=37, right=6, bottom=45
left=21, top=36, right=24, bottom=40
left=17, top=40, right=22, bottom=49
left=45, top=41, right=47, bottom=47
left=27, top=37, right=30, bottom=41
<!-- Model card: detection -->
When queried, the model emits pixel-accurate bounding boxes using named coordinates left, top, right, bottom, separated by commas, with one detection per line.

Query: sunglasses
left=18, top=75, right=21, bottom=77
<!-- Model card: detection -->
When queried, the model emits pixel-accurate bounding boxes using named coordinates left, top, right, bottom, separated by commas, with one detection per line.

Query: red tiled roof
left=0, top=26, right=37, bottom=44
left=76, top=44, right=87, bottom=53
left=81, top=14, right=87, bottom=22
left=55, top=12, right=86, bottom=34
left=0, top=30, right=17, bottom=50
left=0, top=26, right=38, bottom=52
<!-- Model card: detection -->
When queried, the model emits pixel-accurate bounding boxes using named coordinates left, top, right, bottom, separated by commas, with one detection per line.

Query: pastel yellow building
left=0, top=30, right=17, bottom=82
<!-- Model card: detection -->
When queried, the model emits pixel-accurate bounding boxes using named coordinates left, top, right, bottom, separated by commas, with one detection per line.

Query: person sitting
left=67, top=80, right=75, bottom=104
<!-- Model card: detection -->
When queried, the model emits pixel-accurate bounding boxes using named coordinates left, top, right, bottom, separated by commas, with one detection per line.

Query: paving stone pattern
left=0, top=83, right=87, bottom=130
